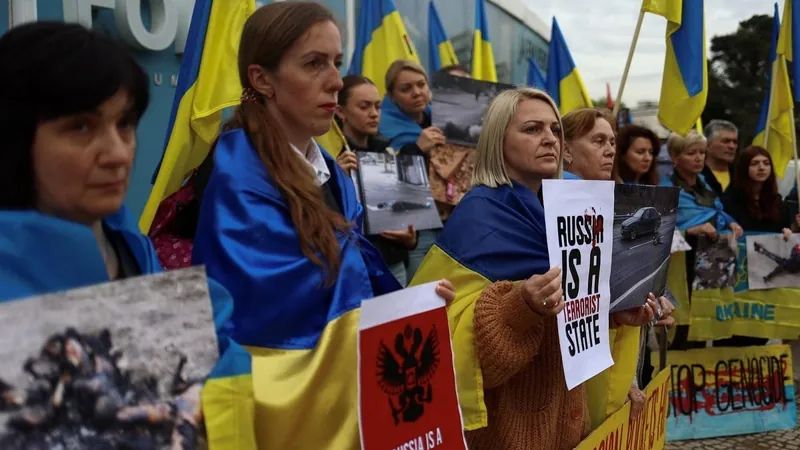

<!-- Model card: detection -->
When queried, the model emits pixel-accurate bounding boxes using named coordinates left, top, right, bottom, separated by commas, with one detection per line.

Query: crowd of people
left=0, top=2, right=793, bottom=449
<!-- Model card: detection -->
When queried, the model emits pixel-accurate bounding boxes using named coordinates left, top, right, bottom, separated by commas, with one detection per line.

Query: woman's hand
left=611, top=297, right=657, bottom=328
left=686, top=222, right=717, bottom=240
left=417, top=127, right=446, bottom=152
left=336, top=151, right=358, bottom=173
left=380, top=225, right=417, bottom=249
left=783, top=227, right=793, bottom=241
left=435, top=279, right=456, bottom=304
left=628, top=384, right=647, bottom=419
left=521, top=267, right=565, bottom=316
left=654, top=294, right=675, bottom=328
left=729, top=222, right=743, bottom=239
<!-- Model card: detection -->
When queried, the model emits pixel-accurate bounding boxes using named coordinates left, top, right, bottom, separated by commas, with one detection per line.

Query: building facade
left=1, top=0, right=549, bottom=219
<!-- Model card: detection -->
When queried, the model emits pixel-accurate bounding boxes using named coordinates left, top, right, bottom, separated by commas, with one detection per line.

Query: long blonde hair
left=472, top=88, right=564, bottom=187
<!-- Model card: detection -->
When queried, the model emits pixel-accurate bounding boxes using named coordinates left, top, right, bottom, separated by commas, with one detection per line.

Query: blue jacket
left=660, top=174, right=735, bottom=232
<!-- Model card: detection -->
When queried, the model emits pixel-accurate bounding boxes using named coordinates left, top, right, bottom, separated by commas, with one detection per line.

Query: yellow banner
left=576, top=368, right=670, bottom=450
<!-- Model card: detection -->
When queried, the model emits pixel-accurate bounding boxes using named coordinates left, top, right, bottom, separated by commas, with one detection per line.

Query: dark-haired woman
left=0, top=22, right=159, bottom=298
left=718, top=146, right=800, bottom=347
left=191, top=3, right=454, bottom=448
left=334, top=75, right=416, bottom=285
left=613, top=125, right=661, bottom=185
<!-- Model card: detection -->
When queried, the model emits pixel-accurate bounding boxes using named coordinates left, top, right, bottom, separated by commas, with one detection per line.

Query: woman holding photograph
left=192, top=3, right=454, bottom=448
left=334, top=74, right=417, bottom=285
left=379, top=59, right=445, bottom=280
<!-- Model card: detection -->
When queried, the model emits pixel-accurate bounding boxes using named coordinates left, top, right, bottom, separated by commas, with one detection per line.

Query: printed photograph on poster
left=358, top=282, right=467, bottom=450
left=0, top=267, right=218, bottom=450
left=541, top=179, right=615, bottom=390
left=355, top=150, right=443, bottom=235
left=746, top=234, right=800, bottom=290
left=431, top=72, right=514, bottom=148
left=693, top=234, right=737, bottom=290
left=667, top=345, right=797, bottom=441
left=609, top=184, right=679, bottom=312
left=671, top=230, right=691, bottom=253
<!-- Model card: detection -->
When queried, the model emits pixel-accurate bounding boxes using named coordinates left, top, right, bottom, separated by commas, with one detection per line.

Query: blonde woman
left=412, top=88, right=587, bottom=449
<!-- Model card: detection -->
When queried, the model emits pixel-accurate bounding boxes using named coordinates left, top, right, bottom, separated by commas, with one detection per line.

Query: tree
left=703, top=14, right=772, bottom=145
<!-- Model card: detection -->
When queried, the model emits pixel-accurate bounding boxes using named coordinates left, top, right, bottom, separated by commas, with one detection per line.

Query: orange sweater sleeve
left=473, top=281, right=548, bottom=389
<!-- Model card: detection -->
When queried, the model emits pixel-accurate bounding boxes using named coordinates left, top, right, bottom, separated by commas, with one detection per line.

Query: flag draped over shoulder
left=643, top=0, right=708, bottom=136
left=429, top=1, right=459, bottom=72
left=527, top=57, right=547, bottom=90
left=139, top=0, right=255, bottom=233
left=753, top=1, right=795, bottom=179
left=410, top=182, right=551, bottom=430
left=348, top=0, right=418, bottom=95
left=545, top=18, right=592, bottom=114
left=471, top=0, right=497, bottom=82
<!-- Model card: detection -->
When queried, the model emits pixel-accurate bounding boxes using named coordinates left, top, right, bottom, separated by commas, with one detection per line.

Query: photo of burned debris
left=0, top=266, right=218, bottom=450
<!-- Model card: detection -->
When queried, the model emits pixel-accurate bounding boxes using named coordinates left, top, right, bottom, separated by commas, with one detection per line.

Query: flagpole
left=789, top=110, right=800, bottom=194
left=764, top=62, right=777, bottom=150
left=613, top=10, right=645, bottom=116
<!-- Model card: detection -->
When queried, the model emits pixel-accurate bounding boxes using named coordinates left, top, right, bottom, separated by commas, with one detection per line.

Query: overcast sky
left=520, top=0, right=774, bottom=106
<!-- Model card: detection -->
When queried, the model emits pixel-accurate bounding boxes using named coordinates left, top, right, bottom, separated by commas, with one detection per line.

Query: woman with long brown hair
left=191, top=3, right=453, bottom=448
left=612, top=124, right=662, bottom=185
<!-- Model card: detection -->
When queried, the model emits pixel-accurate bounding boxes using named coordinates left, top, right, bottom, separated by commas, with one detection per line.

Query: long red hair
left=227, top=2, right=349, bottom=284
left=732, top=146, right=781, bottom=222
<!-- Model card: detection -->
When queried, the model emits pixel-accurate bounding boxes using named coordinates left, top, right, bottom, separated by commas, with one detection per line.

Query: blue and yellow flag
left=429, top=1, right=459, bottom=72
left=779, top=0, right=800, bottom=101
left=753, top=2, right=795, bottom=179
left=527, top=57, right=547, bottom=90
left=315, top=118, right=348, bottom=159
left=139, top=0, right=255, bottom=233
left=545, top=18, right=592, bottom=114
left=643, top=0, right=708, bottom=136
left=348, top=0, right=419, bottom=95
left=471, top=0, right=497, bottom=82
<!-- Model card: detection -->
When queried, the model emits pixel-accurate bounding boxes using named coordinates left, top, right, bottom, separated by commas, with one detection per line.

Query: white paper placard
left=542, top=179, right=615, bottom=389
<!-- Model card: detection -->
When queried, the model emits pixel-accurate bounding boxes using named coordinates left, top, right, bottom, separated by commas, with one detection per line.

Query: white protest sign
left=542, top=179, right=615, bottom=390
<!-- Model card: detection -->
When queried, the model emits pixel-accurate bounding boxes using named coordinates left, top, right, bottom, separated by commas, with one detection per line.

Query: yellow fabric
left=576, top=400, right=630, bottom=450
left=711, top=170, right=730, bottom=191
left=557, top=69, right=593, bottom=115
left=778, top=0, right=794, bottom=62
left=471, top=30, right=498, bottom=82
left=585, top=325, right=641, bottom=429
left=139, top=0, right=255, bottom=233
left=246, top=309, right=363, bottom=449
left=688, top=287, right=800, bottom=341
left=641, top=0, right=682, bottom=27
left=361, top=10, right=420, bottom=96
left=438, top=40, right=460, bottom=68
left=666, top=251, right=691, bottom=326
left=316, top=119, right=348, bottom=159
left=409, top=245, right=491, bottom=430
left=203, top=373, right=257, bottom=450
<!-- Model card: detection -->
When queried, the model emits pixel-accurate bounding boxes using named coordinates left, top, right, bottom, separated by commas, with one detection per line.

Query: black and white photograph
left=610, top=184, right=679, bottom=312
left=0, top=267, right=218, bottom=450
left=746, top=234, right=800, bottom=290
left=693, top=234, right=738, bottom=291
left=355, top=150, right=443, bottom=235
left=431, top=72, right=514, bottom=148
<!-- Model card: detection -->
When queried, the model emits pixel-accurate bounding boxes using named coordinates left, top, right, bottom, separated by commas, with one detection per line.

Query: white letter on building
left=114, top=0, right=178, bottom=52
left=63, top=0, right=114, bottom=28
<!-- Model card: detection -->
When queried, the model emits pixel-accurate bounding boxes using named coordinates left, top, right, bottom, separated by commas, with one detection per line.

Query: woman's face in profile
left=565, top=118, right=616, bottom=181
left=503, top=98, right=561, bottom=181
left=32, top=89, right=137, bottom=225
left=390, top=70, right=430, bottom=115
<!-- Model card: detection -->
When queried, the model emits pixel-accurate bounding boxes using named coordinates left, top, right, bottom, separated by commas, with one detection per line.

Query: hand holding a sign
left=380, top=225, right=418, bottom=249
left=521, top=267, right=565, bottom=316
left=729, top=222, right=743, bottom=239
left=653, top=294, right=675, bottom=328
left=335, top=151, right=358, bottom=172
left=687, top=222, right=717, bottom=240
left=610, top=297, right=657, bottom=328
left=417, top=127, right=446, bottom=152
left=435, top=279, right=456, bottom=304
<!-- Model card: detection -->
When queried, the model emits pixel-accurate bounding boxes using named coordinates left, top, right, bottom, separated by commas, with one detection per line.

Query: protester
left=717, top=146, right=800, bottom=347
left=378, top=59, right=445, bottom=280
left=613, top=124, right=661, bottom=185
left=191, top=4, right=453, bottom=448
left=334, top=75, right=416, bottom=285
left=702, top=119, right=739, bottom=196
left=562, top=107, right=674, bottom=423
left=661, top=131, right=743, bottom=350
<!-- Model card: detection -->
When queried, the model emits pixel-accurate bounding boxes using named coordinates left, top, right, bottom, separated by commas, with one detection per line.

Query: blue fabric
left=378, top=96, right=431, bottom=149
left=660, top=174, right=734, bottom=232
left=562, top=170, right=582, bottom=180
left=437, top=182, right=549, bottom=282
left=670, top=0, right=705, bottom=97
left=527, top=57, right=547, bottom=90
left=428, top=0, right=449, bottom=72
left=192, top=129, right=401, bottom=350
left=0, top=207, right=161, bottom=302
left=545, top=18, right=578, bottom=107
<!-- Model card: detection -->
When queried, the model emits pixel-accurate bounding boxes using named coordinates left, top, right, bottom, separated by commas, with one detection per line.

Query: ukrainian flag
left=545, top=18, right=592, bottom=114
left=429, top=0, right=459, bottom=72
left=203, top=339, right=256, bottom=450
left=348, top=0, right=419, bottom=95
left=643, top=0, right=707, bottom=136
left=527, top=57, right=547, bottom=90
left=783, top=0, right=800, bottom=101
left=139, top=0, right=255, bottom=233
left=471, top=0, right=497, bottom=82
left=752, top=2, right=795, bottom=179
left=315, top=118, right=348, bottom=159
